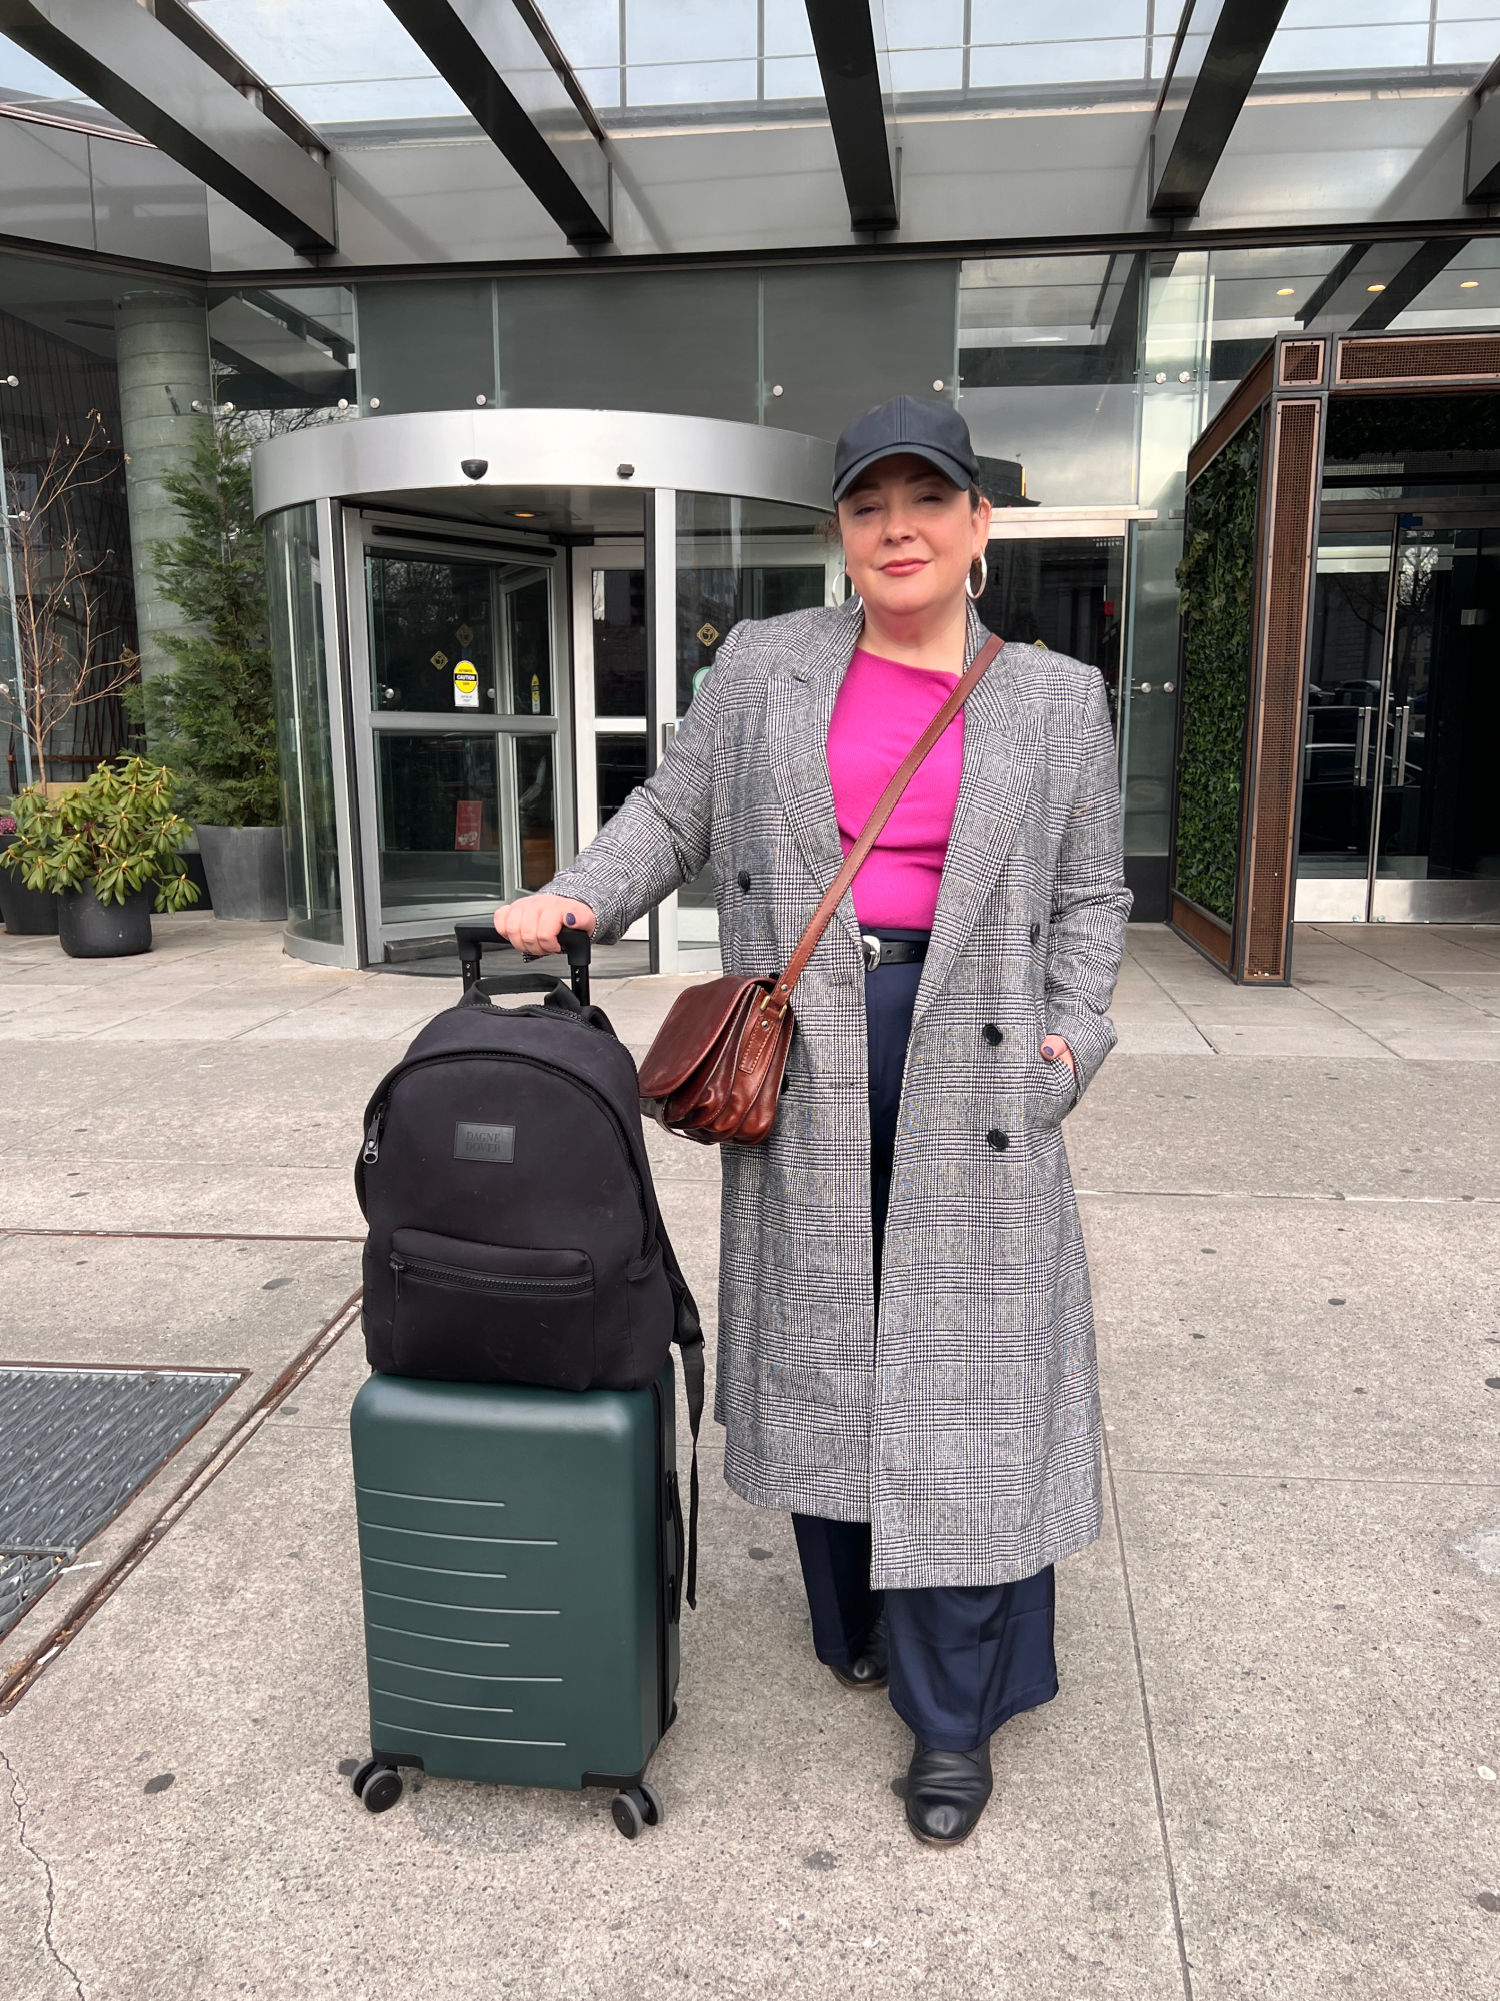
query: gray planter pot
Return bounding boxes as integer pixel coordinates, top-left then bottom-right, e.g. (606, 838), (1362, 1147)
(0, 837), (60, 935)
(58, 883), (153, 958)
(196, 824), (287, 922)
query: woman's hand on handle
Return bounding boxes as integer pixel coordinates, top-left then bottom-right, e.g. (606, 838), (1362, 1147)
(493, 896), (597, 959)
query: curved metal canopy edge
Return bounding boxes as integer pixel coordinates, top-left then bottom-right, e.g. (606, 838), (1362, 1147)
(251, 407), (835, 520)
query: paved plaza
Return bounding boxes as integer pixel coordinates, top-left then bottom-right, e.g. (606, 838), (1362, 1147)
(1, 914), (1498, 2000)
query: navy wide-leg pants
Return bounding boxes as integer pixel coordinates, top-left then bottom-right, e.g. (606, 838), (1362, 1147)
(792, 935), (1059, 1753)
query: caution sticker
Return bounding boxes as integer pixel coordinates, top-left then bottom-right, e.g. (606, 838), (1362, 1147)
(453, 659), (479, 708)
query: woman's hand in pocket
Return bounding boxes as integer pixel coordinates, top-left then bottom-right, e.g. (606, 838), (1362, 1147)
(1040, 1035), (1077, 1084)
(493, 895), (597, 958)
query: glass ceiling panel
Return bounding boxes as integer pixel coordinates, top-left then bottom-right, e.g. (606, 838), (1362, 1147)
(188, 0), (469, 128)
(0, 40), (105, 119)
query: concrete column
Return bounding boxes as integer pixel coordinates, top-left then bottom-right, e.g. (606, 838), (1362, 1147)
(115, 288), (213, 682)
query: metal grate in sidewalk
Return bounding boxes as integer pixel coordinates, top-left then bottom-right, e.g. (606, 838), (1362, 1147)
(0, 1366), (241, 1637)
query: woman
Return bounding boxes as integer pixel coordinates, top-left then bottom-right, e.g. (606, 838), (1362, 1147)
(494, 395), (1130, 1846)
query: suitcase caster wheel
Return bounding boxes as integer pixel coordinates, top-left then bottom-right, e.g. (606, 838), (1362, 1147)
(610, 1790), (645, 1840)
(638, 1782), (664, 1828)
(361, 1767), (404, 1814)
(351, 1758), (381, 1799)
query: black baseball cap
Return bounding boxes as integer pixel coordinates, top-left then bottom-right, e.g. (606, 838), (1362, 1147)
(832, 394), (979, 501)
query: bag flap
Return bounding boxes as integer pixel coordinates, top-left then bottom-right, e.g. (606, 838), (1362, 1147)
(637, 975), (768, 1099)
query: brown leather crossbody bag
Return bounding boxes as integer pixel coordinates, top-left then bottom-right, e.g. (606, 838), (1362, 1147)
(637, 634), (1004, 1146)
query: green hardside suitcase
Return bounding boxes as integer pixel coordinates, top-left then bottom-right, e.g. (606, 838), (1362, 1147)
(348, 1360), (684, 1838)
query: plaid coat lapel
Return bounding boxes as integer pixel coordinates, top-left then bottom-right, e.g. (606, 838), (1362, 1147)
(766, 595), (865, 956)
(916, 615), (1042, 1022)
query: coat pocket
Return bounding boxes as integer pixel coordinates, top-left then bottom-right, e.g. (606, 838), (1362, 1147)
(388, 1227), (595, 1391)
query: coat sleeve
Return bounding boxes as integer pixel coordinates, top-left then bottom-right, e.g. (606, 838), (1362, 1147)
(1044, 675), (1133, 1098)
(536, 622), (740, 944)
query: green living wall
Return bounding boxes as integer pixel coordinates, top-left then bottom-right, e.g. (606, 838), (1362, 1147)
(1172, 416), (1262, 924)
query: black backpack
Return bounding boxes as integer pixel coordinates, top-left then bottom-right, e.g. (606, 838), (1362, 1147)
(355, 926), (704, 1595)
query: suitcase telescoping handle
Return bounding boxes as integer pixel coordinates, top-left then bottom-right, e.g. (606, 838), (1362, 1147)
(454, 921), (591, 1006)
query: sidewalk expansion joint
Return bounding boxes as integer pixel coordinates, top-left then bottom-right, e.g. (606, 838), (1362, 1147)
(0, 1289), (363, 1713)
(1, 1228), (364, 1243)
(1077, 1188), (1499, 1206)
(1103, 1428), (1195, 2001)
(0, 1741), (86, 2000)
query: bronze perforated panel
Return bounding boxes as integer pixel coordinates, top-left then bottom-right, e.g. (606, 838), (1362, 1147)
(1336, 334), (1500, 384)
(1241, 398), (1320, 982)
(1280, 339), (1324, 386)
(1170, 894), (1233, 968)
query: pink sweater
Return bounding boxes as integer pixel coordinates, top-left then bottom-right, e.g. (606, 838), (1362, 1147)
(825, 647), (964, 931)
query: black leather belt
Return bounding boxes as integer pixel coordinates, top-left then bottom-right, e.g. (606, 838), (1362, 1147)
(861, 932), (930, 970)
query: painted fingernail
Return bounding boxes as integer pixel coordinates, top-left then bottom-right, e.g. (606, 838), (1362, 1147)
(563, 911), (576, 926)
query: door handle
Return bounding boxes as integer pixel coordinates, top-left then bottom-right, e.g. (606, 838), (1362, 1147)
(1393, 703), (1413, 786)
(1355, 704), (1374, 787)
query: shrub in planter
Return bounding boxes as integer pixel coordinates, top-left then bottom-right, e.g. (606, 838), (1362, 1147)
(1, 759), (200, 958)
(0, 811), (59, 935)
(138, 422), (287, 922)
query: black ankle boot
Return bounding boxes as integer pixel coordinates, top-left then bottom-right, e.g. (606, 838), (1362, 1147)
(828, 1611), (889, 1690)
(904, 1737), (993, 1846)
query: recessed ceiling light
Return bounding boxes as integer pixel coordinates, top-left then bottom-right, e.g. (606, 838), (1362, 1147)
(1276, 287), (1294, 296)
(1367, 283), (1385, 293)
(1461, 280), (1479, 289)
(513, 511), (535, 518)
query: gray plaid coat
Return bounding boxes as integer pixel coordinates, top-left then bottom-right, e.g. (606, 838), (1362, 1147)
(543, 599), (1130, 1590)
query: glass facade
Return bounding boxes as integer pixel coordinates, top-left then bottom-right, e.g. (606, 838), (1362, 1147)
(264, 503), (342, 947)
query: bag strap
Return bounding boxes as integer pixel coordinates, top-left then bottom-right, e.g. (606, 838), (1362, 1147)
(768, 633), (1005, 1009)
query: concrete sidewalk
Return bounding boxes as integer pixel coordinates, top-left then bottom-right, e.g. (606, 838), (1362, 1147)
(1, 916), (1497, 1999)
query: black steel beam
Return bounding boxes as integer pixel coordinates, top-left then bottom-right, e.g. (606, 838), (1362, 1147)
(382, 0), (610, 247)
(0, 0), (336, 254)
(1465, 83), (1500, 202)
(1348, 239), (1467, 330)
(1150, 0), (1291, 219)
(804, 0), (899, 231)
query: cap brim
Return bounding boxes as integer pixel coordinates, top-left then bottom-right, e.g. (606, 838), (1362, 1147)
(833, 443), (974, 501)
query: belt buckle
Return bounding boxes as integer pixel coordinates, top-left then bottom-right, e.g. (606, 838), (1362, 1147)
(861, 932), (882, 971)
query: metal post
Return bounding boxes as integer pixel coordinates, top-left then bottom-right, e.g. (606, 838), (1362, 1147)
(646, 484), (678, 975)
(0, 397), (33, 789)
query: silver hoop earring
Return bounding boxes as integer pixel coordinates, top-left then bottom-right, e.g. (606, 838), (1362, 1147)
(966, 551), (988, 600)
(841, 571), (862, 612)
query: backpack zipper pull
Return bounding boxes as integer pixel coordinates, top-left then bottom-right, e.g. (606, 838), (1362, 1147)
(362, 1106), (385, 1165)
(389, 1253), (405, 1298)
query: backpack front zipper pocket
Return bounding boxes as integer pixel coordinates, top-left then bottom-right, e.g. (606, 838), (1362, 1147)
(383, 1228), (597, 1392)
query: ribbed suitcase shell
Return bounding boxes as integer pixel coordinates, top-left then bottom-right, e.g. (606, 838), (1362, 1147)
(350, 1362), (680, 1791)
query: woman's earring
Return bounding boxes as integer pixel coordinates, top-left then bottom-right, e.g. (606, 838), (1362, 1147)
(966, 551), (989, 601)
(841, 571), (862, 612)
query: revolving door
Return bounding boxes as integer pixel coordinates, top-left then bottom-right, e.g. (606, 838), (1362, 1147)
(254, 409), (834, 970)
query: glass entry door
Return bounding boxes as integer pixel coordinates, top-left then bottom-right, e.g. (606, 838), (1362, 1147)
(1299, 519), (1500, 922)
(349, 526), (569, 950)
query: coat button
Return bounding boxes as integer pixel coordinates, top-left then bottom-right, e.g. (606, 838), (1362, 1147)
(736, 869), (751, 892)
(986, 1129), (1009, 1152)
(1030, 921), (1041, 944)
(982, 1023), (1003, 1046)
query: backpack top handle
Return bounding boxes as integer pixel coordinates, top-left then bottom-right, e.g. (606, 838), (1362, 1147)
(455, 921), (591, 1006)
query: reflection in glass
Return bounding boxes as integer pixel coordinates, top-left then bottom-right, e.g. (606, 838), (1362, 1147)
(676, 492), (830, 716)
(377, 734), (501, 918)
(1379, 529), (1500, 890)
(1301, 534), (1391, 883)
(592, 568), (648, 715)
(597, 735), (649, 824)
(368, 554), (495, 714)
(505, 575), (552, 716)
(265, 504), (341, 945)
(515, 735), (558, 889)
(977, 539), (1124, 727)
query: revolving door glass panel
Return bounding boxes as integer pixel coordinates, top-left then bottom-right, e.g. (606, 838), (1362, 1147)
(364, 543), (561, 931)
(676, 494), (833, 946)
(976, 536), (1126, 731)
